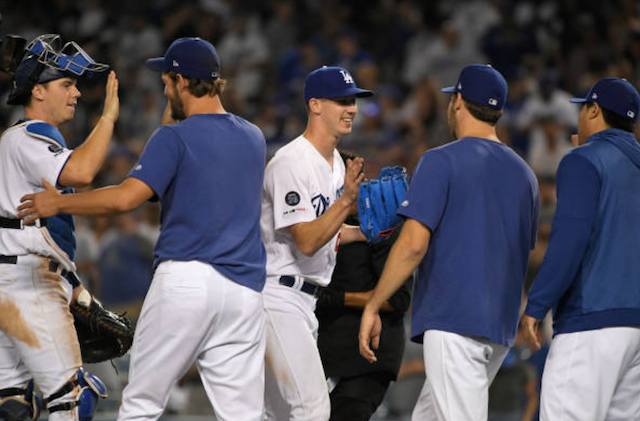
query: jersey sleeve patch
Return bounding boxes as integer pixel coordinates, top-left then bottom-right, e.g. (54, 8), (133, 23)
(285, 191), (300, 206)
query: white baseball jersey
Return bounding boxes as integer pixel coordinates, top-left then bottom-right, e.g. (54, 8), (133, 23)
(0, 121), (76, 271)
(0, 120), (81, 421)
(261, 135), (345, 287)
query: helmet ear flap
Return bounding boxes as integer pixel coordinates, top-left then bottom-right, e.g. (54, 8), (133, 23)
(7, 56), (46, 106)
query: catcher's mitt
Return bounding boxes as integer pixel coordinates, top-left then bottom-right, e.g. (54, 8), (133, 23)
(358, 166), (409, 243)
(71, 291), (134, 364)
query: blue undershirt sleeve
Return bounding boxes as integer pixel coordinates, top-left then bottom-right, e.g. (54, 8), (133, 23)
(525, 153), (601, 319)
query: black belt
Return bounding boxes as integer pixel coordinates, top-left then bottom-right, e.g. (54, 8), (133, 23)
(0, 255), (69, 278)
(279, 275), (320, 297)
(0, 217), (47, 229)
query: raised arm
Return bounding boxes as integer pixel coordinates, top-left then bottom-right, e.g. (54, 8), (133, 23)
(58, 71), (119, 188)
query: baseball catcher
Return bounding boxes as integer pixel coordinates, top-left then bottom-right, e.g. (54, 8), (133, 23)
(358, 166), (409, 243)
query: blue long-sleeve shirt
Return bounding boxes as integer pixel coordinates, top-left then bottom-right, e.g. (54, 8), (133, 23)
(525, 129), (640, 335)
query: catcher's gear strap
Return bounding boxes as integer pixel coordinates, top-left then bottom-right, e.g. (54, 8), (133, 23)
(44, 377), (79, 405)
(47, 401), (78, 414)
(0, 381), (41, 421)
(0, 389), (26, 398)
(64, 271), (80, 288)
(45, 367), (108, 420)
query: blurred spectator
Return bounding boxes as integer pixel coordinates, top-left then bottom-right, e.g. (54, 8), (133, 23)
(404, 20), (484, 88)
(217, 12), (269, 107)
(526, 113), (573, 178)
(98, 212), (154, 321)
(482, 2), (539, 76)
(501, 67), (534, 155)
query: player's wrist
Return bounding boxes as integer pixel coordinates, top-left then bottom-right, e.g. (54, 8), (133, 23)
(99, 114), (117, 125)
(364, 299), (381, 314)
(337, 193), (357, 209)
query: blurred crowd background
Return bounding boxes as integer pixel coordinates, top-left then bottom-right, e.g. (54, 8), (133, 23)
(2, 0), (640, 420)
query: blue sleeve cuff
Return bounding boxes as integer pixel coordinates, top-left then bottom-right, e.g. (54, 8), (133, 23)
(524, 300), (550, 320)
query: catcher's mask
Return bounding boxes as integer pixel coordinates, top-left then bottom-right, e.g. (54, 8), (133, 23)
(7, 34), (109, 106)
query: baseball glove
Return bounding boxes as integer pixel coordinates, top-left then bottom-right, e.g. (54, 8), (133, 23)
(71, 291), (134, 364)
(358, 166), (409, 243)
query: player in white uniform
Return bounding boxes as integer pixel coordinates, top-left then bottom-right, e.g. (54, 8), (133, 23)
(261, 66), (372, 421)
(0, 34), (118, 421)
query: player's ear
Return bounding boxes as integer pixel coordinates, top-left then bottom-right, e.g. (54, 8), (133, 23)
(587, 102), (601, 121)
(175, 74), (187, 91)
(308, 98), (321, 114)
(31, 84), (45, 101)
(454, 92), (463, 110)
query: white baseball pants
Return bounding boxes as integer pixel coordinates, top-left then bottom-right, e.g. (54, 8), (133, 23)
(117, 260), (265, 421)
(0, 255), (81, 421)
(262, 278), (330, 421)
(412, 330), (509, 421)
(540, 327), (640, 421)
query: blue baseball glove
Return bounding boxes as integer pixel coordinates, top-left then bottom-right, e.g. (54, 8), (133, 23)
(358, 166), (409, 243)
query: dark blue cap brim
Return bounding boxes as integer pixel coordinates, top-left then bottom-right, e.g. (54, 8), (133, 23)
(569, 98), (589, 103)
(353, 88), (374, 98)
(317, 87), (374, 99)
(146, 57), (166, 72)
(441, 86), (458, 93)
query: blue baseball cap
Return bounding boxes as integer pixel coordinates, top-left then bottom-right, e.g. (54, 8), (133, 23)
(569, 77), (640, 122)
(441, 64), (507, 110)
(146, 37), (220, 80)
(303, 66), (373, 103)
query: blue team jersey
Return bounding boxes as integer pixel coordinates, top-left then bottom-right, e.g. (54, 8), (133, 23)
(128, 113), (267, 292)
(400, 137), (539, 347)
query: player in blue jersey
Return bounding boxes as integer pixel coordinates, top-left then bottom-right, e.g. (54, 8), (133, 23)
(18, 37), (267, 421)
(359, 64), (539, 421)
(0, 34), (117, 421)
(521, 78), (640, 421)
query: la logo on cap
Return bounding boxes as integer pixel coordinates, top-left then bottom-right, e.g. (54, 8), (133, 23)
(628, 110), (635, 118)
(173, 60), (179, 67)
(489, 98), (498, 106)
(339, 70), (354, 84)
(591, 93), (598, 99)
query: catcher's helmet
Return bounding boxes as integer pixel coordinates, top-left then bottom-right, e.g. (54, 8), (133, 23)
(8, 34), (108, 105)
